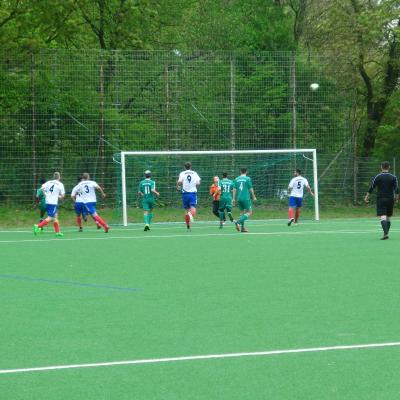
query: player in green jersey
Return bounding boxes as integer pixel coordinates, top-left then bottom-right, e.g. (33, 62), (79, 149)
(232, 167), (257, 233)
(35, 178), (47, 229)
(218, 172), (234, 229)
(138, 170), (160, 231)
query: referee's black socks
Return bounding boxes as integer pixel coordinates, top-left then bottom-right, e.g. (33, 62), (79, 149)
(388, 220), (391, 232)
(381, 220), (389, 235)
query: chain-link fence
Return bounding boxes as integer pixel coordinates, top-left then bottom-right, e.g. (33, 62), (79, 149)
(0, 49), (387, 210)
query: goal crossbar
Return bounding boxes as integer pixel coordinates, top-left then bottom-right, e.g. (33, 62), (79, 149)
(120, 149), (319, 226)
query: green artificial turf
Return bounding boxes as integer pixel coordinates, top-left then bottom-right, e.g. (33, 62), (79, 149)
(0, 218), (399, 399)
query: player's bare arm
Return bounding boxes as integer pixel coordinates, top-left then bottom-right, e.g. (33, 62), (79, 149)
(176, 179), (182, 191)
(250, 188), (257, 201)
(232, 188), (236, 206)
(364, 192), (370, 203)
(307, 186), (314, 197)
(96, 185), (106, 199)
(151, 189), (160, 197)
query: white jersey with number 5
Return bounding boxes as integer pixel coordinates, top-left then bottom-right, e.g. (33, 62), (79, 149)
(178, 170), (201, 193)
(75, 180), (100, 203)
(42, 180), (65, 205)
(288, 177), (309, 198)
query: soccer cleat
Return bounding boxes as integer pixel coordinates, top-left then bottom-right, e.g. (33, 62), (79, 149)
(78, 227), (83, 232)
(234, 221), (241, 232)
(97, 224), (101, 230)
(33, 224), (39, 236)
(144, 224), (150, 231)
(40, 227), (44, 232)
(55, 232), (64, 237)
(219, 222), (223, 229)
(104, 226), (109, 233)
(381, 235), (389, 240)
(186, 224), (191, 231)
(241, 228), (249, 233)
(288, 218), (295, 226)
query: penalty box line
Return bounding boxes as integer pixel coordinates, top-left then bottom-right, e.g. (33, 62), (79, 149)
(1, 341), (400, 375)
(0, 229), (399, 244)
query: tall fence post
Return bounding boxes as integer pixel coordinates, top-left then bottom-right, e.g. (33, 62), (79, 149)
(31, 53), (37, 199)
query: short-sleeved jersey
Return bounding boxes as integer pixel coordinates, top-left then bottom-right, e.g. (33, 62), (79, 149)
(178, 170), (201, 193)
(138, 179), (156, 200)
(74, 180), (99, 203)
(368, 172), (399, 199)
(288, 176), (309, 198)
(219, 178), (234, 199)
(36, 187), (46, 207)
(42, 180), (65, 205)
(71, 183), (85, 203)
(235, 175), (253, 201)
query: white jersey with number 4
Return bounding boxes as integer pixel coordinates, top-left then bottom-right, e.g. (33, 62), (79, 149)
(178, 170), (201, 193)
(42, 180), (65, 205)
(75, 180), (100, 203)
(288, 177), (309, 198)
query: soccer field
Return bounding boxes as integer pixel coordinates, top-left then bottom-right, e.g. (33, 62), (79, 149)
(1, 219), (400, 399)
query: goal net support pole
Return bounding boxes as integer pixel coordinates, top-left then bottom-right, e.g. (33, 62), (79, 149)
(120, 149), (319, 226)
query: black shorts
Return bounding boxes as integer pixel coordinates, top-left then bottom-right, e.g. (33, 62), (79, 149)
(376, 198), (394, 217)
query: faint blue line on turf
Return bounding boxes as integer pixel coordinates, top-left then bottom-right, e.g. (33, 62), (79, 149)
(0, 274), (141, 293)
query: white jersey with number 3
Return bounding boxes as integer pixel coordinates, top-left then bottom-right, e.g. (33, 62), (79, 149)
(42, 180), (65, 205)
(288, 177), (309, 198)
(75, 180), (100, 203)
(178, 170), (201, 193)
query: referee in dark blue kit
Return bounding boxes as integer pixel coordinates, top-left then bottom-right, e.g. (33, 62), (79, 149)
(365, 161), (399, 240)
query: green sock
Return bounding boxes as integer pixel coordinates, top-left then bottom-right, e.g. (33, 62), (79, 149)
(219, 211), (224, 222)
(148, 213), (153, 224)
(239, 214), (249, 226)
(144, 214), (148, 224)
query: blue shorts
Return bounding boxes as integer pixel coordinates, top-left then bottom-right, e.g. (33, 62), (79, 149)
(289, 196), (303, 208)
(84, 202), (97, 215)
(182, 193), (197, 209)
(46, 204), (58, 218)
(74, 202), (88, 217)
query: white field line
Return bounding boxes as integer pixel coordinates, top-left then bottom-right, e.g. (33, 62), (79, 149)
(0, 217), (391, 234)
(0, 229), (399, 244)
(1, 341), (400, 375)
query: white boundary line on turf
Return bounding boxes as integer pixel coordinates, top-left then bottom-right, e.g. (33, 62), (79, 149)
(0, 229), (399, 244)
(1, 341), (400, 375)
(0, 217), (392, 234)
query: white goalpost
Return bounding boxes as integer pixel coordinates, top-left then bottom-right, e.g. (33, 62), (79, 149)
(120, 149), (319, 226)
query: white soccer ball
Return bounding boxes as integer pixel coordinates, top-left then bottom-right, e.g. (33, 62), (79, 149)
(310, 83), (319, 91)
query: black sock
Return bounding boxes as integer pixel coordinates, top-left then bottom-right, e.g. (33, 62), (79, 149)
(381, 220), (388, 235)
(387, 220), (391, 232)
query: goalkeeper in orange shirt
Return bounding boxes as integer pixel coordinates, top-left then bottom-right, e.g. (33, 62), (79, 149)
(210, 176), (225, 222)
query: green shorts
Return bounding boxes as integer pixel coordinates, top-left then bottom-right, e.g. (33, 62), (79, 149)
(219, 198), (232, 212)
(142, 199), (155, 211)
(237, 199), (252, 211)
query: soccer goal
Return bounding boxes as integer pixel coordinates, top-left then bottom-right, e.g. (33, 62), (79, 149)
(116, 149), (319, 226)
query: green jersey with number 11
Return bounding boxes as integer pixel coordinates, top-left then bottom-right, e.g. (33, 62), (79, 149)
(235, 175), (253, 201)
(138, 179), (156, 200)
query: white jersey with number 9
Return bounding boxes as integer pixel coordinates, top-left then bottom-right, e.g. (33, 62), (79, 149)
(178, 170), (201, 193)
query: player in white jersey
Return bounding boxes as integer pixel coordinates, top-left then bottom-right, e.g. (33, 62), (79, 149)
(71, 176), (101, 232)
(287, 169), (314, 226)
(74, 172), (109, 233)
(176, 162), (201, 230)
(34, 172), (65, 237)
